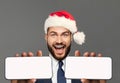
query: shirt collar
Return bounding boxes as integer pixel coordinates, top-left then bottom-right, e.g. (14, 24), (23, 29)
(49, 53), (66, 67)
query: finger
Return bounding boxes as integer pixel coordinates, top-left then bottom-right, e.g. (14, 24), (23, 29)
(90, 52), (96, 57)
(36, 50), (42, 56)
(21, 52), (27, 57)
(100, 80), (106, 83)
(28, 79), (36, 83)
(28, 52), (34, 57)
(81, 79), (90, 83)
(83, 52), (90, 57)
(75, 50), (81, 56)
(98, 53), (102, 57)
(91, 80), (99, 83)
(15, 53), (19, 57)
(19, 80), (27, 83)
(31, 79), (36, 83)
(11, 80), (17, 83)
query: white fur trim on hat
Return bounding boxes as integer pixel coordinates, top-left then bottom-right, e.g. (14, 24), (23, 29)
(44, 15), (77, 34)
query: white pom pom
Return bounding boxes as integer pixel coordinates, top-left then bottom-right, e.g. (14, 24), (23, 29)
(73, 31), (86, 45)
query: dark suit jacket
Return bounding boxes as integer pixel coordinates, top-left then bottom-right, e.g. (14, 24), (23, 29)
(35, 79), (82, 83)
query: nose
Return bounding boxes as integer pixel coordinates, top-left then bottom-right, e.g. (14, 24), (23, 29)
(56, 36), (63, 43)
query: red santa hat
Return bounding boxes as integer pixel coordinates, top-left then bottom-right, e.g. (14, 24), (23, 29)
(44, 10), (85, 45)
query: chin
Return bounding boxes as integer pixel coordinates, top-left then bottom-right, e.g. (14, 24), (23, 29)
(54, 53), (67, 61)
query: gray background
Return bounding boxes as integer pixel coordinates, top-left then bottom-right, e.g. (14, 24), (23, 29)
(0, 0), (119, 83)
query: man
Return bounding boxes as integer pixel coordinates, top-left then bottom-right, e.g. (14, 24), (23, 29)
(11, 10), (106, 83)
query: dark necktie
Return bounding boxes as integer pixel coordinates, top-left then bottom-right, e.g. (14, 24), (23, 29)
(57, 61), (66, 83)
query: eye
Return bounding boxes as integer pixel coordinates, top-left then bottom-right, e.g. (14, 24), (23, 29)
(50, 33), (57, 37)
(62, 33), (70, 37)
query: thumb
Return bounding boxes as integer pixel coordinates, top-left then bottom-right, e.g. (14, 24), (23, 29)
(75, 50), (81, 56)
(36, 50), (42, 57)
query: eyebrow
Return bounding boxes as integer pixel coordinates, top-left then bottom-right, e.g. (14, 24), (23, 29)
(64, 31), (70, 33)
(49, 31), (71, 34)
(49, 31), (57, 34)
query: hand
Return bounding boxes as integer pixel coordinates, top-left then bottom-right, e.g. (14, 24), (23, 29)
(11, 50), (42, 83)
(74, 50), (106, 83)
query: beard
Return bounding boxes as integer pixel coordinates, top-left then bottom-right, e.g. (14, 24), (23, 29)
(47, 42), (71, 61)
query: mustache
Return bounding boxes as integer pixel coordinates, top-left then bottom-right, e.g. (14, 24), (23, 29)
(54, 43), (64, 45)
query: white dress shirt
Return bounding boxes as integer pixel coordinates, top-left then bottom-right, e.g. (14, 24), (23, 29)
(49, 54), (71, 83)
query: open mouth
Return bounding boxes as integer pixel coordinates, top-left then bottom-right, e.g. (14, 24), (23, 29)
(53, 44), (66, 55)
(54, 44), (65, 49)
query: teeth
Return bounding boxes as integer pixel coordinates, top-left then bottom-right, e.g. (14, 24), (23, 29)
(54, 45), (64, 49)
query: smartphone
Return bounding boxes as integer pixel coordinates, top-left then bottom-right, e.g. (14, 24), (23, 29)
(5, 57), (52, 79)
(65, 57), (112, 79)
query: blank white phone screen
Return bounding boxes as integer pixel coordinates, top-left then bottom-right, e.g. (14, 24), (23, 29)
(65, 57), (112, 79)
(5, 57), (52, 79)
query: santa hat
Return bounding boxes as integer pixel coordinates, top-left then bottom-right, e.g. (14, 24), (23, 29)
(44, 10), (85, 45)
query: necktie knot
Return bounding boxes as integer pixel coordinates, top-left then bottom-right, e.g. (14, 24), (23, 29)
(59, 61), (63, 68)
